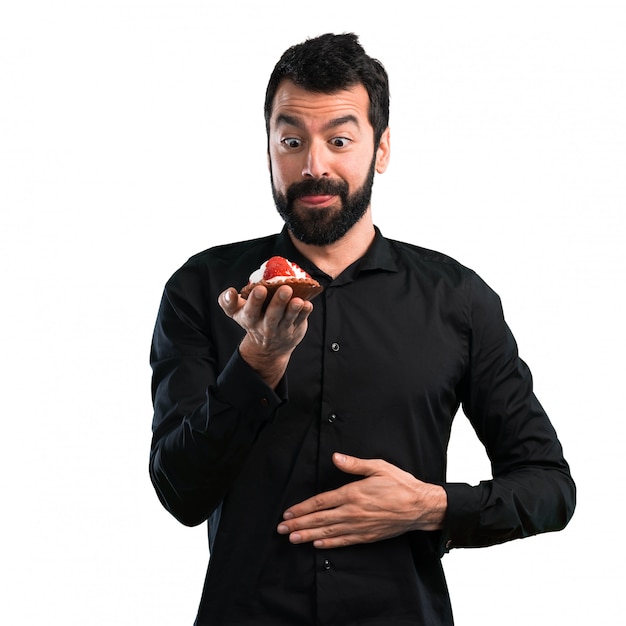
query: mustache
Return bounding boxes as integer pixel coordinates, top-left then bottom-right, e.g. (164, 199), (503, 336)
(286, 178), (348, 203)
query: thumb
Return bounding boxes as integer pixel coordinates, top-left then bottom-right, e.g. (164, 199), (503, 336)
(332, 452), (377, 477)
(218, 288), (239, 315)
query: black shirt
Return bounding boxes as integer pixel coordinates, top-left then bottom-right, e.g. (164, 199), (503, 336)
(150, 227), (575, 625)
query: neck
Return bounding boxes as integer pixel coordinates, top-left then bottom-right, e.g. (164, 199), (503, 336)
(288, 210), (375, 279)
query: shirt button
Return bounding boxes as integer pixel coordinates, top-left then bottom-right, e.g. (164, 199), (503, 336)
(331, 342), (340, 352)
(259, 397), (269, 407)
(328, 413), (337, 423)
(323, 559), (332, 570)
(445, 540), (453, 549)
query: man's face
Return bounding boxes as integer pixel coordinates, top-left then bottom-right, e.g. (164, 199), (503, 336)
(268, 81), (390, 246)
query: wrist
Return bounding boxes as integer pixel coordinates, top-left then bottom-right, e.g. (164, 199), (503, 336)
(239, 337), (290, 389)
(413, 483), (448, 531)
(427, 485), (448, 530)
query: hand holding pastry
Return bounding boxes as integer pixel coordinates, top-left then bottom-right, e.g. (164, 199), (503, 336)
(219, 257), (320, 388)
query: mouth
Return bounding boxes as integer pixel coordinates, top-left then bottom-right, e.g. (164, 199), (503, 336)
(296, 194), (337, 208)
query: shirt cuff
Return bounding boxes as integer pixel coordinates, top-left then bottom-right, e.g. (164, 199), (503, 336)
(440, 482), (483, 552)
(215, 349), (287, 419)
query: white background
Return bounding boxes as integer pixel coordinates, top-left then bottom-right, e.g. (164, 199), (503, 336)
(1, 1), (624, 624)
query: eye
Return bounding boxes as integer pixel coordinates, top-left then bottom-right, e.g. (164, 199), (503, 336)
(330, 137), (351, 148)
(281, 137), (302, 149)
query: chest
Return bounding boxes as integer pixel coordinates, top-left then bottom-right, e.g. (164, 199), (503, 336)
(291, 272), (468, 408)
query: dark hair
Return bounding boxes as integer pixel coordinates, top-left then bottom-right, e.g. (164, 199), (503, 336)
(264, 33), (390, 146)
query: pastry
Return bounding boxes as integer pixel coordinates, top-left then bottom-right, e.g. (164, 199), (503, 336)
(240, 256), (323, 303)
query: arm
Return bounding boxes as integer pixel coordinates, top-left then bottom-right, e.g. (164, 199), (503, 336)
(276, 453), (447, 548)
(276, 273), (575, 550)
(442, 272), (576, 549)
(149, 268), (312, 527)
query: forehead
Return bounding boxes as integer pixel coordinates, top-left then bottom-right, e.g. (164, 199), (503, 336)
(270, 81), (371, 129)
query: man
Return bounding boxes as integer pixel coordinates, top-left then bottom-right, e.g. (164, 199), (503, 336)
(150, 33), (575, 625)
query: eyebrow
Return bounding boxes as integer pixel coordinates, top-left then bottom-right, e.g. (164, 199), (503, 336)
(275, 113), (360, 132)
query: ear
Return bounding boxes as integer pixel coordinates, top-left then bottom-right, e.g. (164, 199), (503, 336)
(375, 127), (391, 174)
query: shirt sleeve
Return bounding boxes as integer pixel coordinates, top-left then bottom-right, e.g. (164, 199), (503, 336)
(441, 272), (576, 551)
(149, 264), (286, 527)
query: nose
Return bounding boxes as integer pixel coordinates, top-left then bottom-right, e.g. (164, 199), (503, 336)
(302, 142), (330, 178)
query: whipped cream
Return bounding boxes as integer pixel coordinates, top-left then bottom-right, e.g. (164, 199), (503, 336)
(248, 259), (309, 283)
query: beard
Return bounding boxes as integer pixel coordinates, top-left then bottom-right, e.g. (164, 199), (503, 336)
(271, 155), (376, 246)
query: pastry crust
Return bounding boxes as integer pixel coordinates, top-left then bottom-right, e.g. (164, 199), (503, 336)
(240, 277), (323, 302)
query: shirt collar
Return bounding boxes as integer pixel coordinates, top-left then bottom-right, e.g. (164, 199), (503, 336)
(273, 226), (398, 287)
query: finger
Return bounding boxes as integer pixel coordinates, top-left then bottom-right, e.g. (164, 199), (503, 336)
(279, 518), (372, 548)
(280, 297), (309, 328)
(218, 288), (241, 316)
(262, 286), (294, 324)
(282, 522), (346, 546)
(313, 535), (359, 549)
(282, 488), (345, 521)
(332, 452), (381, 477)
(277, 510), (343, 539)
(312, 527), (388, 548)
(242, 285), (269, 321)
(289, 299), (313, 327)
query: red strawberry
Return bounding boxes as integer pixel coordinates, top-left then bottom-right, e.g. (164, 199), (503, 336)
(263, 256), (296, 280)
